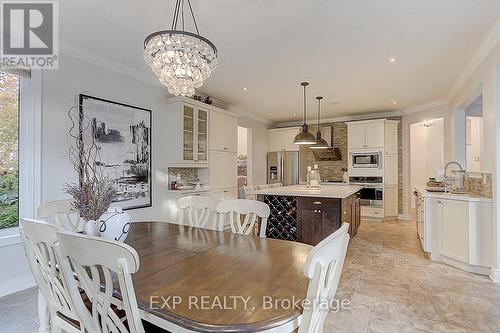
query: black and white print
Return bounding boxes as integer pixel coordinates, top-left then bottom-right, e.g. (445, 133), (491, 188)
(79, 94), (152, 210)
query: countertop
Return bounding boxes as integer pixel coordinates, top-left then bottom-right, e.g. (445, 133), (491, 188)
(414, 186), (491, 203)
(255, 184), (363, 198)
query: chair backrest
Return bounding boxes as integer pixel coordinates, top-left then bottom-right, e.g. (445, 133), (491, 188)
(19, 218), (79, 322)
(298, 223), (350, 333)
(216, 199), (270, 237)
(240, 185), (260, 200)
(269, 182), (283, 188)
(55, 231), (144, 333)
(37, 199), (84, 232)
(258, 184), (272, 190)
(176, 195), (219, 229)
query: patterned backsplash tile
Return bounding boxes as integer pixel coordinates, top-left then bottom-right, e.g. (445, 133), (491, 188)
(466, 172), (492, 198)
(168, 167), (199, 182)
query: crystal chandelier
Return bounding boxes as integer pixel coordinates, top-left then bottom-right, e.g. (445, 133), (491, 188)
(143, 0), (218, 97)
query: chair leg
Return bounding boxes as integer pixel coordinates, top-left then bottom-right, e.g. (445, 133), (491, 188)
(38, 290), (51, 333)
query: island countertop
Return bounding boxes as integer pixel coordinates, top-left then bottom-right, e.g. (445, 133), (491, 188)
(255, 184), (363, 198)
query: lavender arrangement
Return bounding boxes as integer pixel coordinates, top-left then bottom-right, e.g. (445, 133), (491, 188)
(64, 104), (117, 221)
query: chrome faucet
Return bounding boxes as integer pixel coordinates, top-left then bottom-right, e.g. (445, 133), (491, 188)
(443, 161), (464, 193)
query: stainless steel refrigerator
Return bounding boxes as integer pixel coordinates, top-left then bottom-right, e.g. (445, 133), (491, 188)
(267, 151), (299, 185)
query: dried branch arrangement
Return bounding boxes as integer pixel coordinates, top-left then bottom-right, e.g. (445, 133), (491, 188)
(64, 104), (117, 221)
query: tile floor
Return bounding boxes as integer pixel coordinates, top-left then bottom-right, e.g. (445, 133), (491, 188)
(325, 220), (500, 333)
(1, 220), (499, 333)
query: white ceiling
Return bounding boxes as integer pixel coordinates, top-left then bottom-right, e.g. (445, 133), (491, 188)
(59, 0), (500, 123)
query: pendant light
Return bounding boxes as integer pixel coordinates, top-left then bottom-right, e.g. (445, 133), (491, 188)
(294, 82), (317, 145)
(310, 96), (329, 149)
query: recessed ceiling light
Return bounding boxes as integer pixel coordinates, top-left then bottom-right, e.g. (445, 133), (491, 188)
(392, 101), (398, 105)
(293, 112), (298, 117)
(241, 86), (248, 91)
(389, 57), (398, 63)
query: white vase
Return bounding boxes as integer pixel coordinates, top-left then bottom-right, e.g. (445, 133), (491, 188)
(98, 207), (131, 242)
(84, 220), (100, 236)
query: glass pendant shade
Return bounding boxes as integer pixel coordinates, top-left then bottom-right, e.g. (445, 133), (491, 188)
(310, 96), (329, 149)
(294, 82), (316, 145)
(144, 0), (217, 97)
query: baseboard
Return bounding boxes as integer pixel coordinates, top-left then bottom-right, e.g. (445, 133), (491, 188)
(397, 214), (413, 221)
(490, 268), (500, 283)
(0, 273), (36, 298)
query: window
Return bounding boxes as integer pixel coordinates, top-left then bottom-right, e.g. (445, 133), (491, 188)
(0, 72), (19, 229)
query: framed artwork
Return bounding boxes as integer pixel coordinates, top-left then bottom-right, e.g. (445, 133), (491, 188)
(79, 94), (152, 210)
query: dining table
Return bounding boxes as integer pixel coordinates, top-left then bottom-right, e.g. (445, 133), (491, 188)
(37, 221), (313, 333)
(127, 221), (312, 332)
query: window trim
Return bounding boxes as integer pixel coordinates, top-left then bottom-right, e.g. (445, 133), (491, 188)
(0, 69), (41, 245)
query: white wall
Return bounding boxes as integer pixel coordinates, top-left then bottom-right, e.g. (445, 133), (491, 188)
(237, 126), (248, 156)
(1, 50), (270, 296)
(447, 34), (500, 281)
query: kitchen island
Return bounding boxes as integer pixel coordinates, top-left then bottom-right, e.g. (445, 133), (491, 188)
(256, 185), (362, 245)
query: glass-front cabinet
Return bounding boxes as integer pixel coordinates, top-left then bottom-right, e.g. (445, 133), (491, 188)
(182, 104), (209, 163)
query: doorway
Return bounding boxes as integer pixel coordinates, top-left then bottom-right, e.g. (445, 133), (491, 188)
(237, 126), (252, 197)
(409, 118), (444, 211)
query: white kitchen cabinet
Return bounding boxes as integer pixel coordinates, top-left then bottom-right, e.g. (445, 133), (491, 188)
(384, 123), (398, 155)
(268, 127), (300, 152)
(209, 189), (238, 201)
(269, 129), (285, 152)
(210, 151), (237, 189)
(347, 124), (366, 149)
(181, 105), (209, 163)
(384, 155), (398, 185)
(416, 187), (492, 275)
(210, 111), (237, 153)
(384, 185), (398, 218)
(365, 123), (385, 148)
(441, 200), (469, 262)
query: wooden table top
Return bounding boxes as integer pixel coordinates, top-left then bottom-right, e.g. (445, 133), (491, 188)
(125, 222), (312, 332)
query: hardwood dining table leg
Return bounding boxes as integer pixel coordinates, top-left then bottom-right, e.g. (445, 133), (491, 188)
(38, 289), (50, 333)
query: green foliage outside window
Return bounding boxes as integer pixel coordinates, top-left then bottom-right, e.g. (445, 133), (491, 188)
(0, 72), (19, 229)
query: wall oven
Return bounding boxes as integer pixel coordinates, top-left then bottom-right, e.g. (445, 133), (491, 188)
(351, 151), (382, 169)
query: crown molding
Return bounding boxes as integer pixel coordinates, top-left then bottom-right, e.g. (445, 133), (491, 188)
(273, 110), (402, 127)
(400, 99), (449, 115)
(447, 19), (500, 102)
(59, 40), (270, 125)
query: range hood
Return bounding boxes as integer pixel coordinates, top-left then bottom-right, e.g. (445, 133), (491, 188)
(310, 126), (342, 161)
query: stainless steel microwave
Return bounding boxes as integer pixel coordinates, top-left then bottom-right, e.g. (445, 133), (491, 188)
(351, 151), (382, 168)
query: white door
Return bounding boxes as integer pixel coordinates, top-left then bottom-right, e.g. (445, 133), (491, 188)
(365, 123), (385, 148)
(440, 200), (469, 262)
(269, 130), (284, 152)
(210, 111), (227, 151)
(283, 127), (300, 151)
(224, 115), (238, 153)
(209, 150), (226, 188)
(347, 124), (366, 149)
(384, 123), (398, 155)
(384, 185), (398, 217)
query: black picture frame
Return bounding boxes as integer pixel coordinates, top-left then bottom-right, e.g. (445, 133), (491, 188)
(79, 94), (152, 210)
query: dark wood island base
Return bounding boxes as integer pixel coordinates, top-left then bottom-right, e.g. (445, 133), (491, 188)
(257, 192), (361, 246)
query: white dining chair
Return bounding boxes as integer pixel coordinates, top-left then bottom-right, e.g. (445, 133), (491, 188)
(37, 199), (84, 232)
(176, 195), (219, 229)
(240, 185), (260, 200)
(55, 231), (146, 333)
(298, 223), (350, 333)
(19, 218), (83, 333)
(216, 199), (270, 237)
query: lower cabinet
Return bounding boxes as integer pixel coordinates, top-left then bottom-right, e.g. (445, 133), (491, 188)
(440, 199), (469, 262)
(297, 193), (360, 246)
(209, 189), (238, 201)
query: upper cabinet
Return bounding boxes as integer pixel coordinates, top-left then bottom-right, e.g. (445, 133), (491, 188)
(347, 120), (399, 151)
(268, 127), (300, 152)
(347, 122), (384, 149)
(182, 104), (208, 163)
(384, 122), (398, 155)
(210, 111), (237, 153)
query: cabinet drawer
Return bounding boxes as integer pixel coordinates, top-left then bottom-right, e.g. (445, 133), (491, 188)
(298, 197), (341, 210)
(361, 206), (383, 218)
